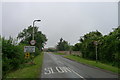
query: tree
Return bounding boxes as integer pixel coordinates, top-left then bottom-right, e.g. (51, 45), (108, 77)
(72, 43), (81, 51)
(78, 30), (102, 59)
(56, 38), (70, 51)
(72, 27), (120, 67)
(99, 26), (120, 66)
(17, 26), (47, 51)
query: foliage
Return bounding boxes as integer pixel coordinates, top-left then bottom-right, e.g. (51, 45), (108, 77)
(56, 38), (70, 51)
(72, 43), (81, 51)
(2, 37), (43, 78)
(6, 53), (44, 78)
(99, 26), (120, 67)
(46, 48), (57, 52)
(2, 37), (25, 78)
(2, 25), (47, 78)
(72, 26), (120, 67)
(17, 26), (47, 51)
(76, 30), (102, 59)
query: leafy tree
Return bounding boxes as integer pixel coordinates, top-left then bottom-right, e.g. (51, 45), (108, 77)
(99, 26), (120, 66)
(79, 30), (102, 59)
(72, 43), (81, 51)
(56, 38), (70, 51)
(17, 26), (47, 51)
(46, 48), (57, 52)
(73, 26), (120, 67)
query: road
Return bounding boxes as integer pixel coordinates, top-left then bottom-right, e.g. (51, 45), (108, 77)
(41, 52), (118, 79)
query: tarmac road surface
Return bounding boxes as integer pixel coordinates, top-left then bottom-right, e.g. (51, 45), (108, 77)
(41, 52), (118, 80)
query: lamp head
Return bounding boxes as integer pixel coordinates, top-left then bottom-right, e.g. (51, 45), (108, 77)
(37, 20), (41, 22)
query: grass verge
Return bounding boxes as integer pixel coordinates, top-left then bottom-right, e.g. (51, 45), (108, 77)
(53, 53), (65, 55)
(6, 52), (44, 78)
(64, 55), (119, 74)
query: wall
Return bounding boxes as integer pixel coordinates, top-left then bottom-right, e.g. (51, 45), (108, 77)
(57, 51), (82, 56)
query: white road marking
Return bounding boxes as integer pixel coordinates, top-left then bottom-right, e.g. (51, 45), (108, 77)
(44, 66), (85, 80)
(56, 67), (64, 73)
(49, 67), (54, 74)
(68, 67), (86, 80)
(44, 68), (51, 74)
(62, 67), (72, 72)
(55, 67), (61, 73)
(44, 66), (72, 74)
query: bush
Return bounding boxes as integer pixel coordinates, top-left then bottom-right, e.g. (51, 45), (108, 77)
(73, 26), (120, 67)
(2, 38), (25, 78)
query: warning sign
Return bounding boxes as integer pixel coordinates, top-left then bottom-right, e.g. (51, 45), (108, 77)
(24, 46), (35, 52)
(25, 53), (30, 59)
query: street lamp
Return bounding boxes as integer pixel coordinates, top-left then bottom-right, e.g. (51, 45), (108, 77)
(31, 20), (41, 64)
(32, 20), (41, 40)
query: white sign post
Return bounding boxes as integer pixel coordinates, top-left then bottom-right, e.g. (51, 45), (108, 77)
(24, 46), (35, 52)
(94, 41), (98, 63)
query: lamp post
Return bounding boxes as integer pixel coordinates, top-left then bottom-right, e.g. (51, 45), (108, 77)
(31, 20), (41, 64)
(32, 20), (41, 40)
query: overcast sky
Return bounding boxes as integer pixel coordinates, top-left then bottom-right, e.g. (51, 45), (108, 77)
(2, 2), (118, 48)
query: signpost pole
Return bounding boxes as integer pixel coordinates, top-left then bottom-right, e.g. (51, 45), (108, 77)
(96, 45), (98, 63)
(94, 41), (98, 63)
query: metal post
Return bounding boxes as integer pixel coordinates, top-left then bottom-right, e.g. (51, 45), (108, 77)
(32, 21), (35, 40)
(31, 20), (41, 64)
(96, 45), (98, 63)
(32, 20), (41, 40)
(94, 41), (98, 63)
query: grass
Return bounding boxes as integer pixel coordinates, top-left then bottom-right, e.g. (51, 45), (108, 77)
(6, 52), (44, 78)
(53, 53), (65, 55)
(64, 55), (119, 74)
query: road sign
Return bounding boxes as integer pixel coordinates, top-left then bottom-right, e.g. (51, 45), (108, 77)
(30, 40), (36, 45)
(24, 46), (35, 52)
(25, 53), (30, 59)
(94, 41), (98, 45)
